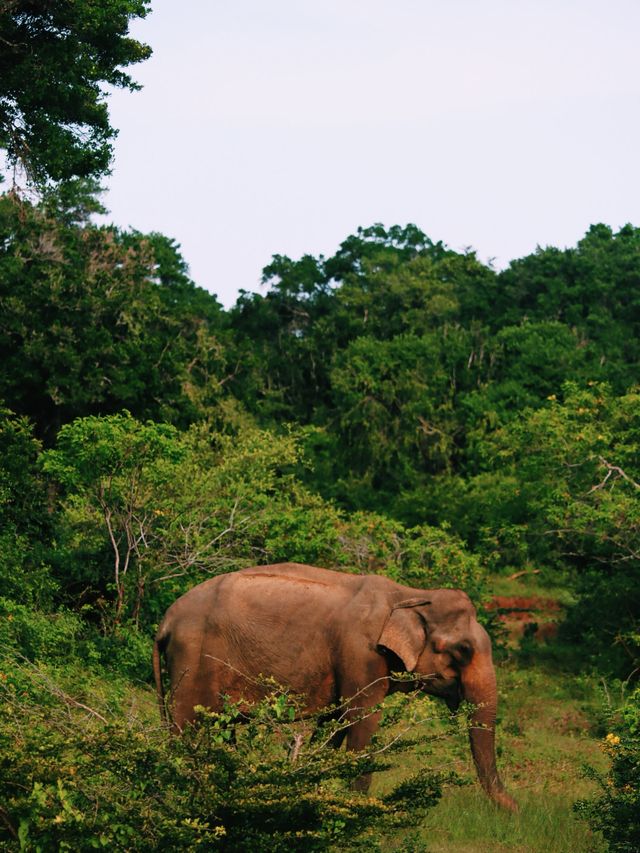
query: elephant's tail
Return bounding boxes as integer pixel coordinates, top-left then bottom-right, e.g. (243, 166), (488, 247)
(153, 628), (169, 727)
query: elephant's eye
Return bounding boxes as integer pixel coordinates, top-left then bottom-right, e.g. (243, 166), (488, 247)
(451, 641), (473, 665)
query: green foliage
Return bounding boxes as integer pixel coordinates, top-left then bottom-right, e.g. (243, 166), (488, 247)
(41, 412), (488, 635)
(334, 512), (485, 598)
(330, 333), (456, 499)
(42, 413), (185, 623)
(0, 598), (81, 663)
(40, 414), (328, 627)
(0, 670), (449, 852)
(0, 407), (55, 605)
(575, 686), (640, 852)
(458, 321), (600, 460)
(0, 0), (151, 183)
(85, 623), (152, 682)
(500, 384), (640, 673)
(43, 412), (184, 491)
(495, 224), (640, 391)
(0, 193), (227, 439)
(230, 224), (495, 429)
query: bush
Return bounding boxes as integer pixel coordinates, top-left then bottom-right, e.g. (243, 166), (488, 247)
(334, 511), (486, 599)
(85, 624), (153, 683)
(574, 686), (640, 852)
(0, 666), (454, 852)
(0, 408), (56, 606)
(0, 598), (81, 663)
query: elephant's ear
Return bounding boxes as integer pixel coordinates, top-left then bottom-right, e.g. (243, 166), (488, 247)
(376, 599), (429, 672)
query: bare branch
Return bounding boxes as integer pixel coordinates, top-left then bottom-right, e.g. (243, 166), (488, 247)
(288, 733), (304, 764)
(54, 691), (109, 724)
(588, 457), (640, 494)
(508, 569), (541, 581)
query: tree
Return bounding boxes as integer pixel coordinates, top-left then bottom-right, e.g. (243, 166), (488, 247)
(328, 334), (457, 508)
(0, 193), (228, 439)
(229, 225), (497, 427)
(495, 224), (640, 391)
(229, 252), (337, 422)
(0, 406), (54, 604)
(485, 383), (640, 673)
(0, 0), (151, 184)
(42, 413), (185, 623)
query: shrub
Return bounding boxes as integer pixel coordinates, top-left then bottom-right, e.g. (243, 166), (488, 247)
(574, 686), (640, 852)
(0, 407), (56, 606)
(0, 665), (455, 852)
(0, 598), (81, 663)
(334, 511), (486, 599)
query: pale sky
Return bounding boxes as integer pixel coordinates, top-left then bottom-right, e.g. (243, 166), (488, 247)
(103, 0), (640, 307)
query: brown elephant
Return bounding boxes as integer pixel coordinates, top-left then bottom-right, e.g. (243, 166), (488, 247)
(153, 562), (516, 811)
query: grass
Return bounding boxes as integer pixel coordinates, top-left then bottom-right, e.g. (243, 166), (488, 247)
(369, 573), (609, 852)
(372, 662), (607, 852)
(488, 570), (578, 606)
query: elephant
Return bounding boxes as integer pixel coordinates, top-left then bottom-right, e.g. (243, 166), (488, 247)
(153, 562), (516, 811)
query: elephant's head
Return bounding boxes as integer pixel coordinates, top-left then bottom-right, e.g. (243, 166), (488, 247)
(377, 589), (517, 811)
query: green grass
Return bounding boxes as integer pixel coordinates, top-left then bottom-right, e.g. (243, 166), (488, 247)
(408, 791), (600, 853)
(372, 636), (608, 851)
(488, 571), (578, 606)
(330, 566), (612, 850)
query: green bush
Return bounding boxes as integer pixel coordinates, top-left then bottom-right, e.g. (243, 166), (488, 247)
(334, 511), (486, 599)
(0, 598), (81, 663)
(0, 407), (56, 606)
(85, 624), (153, 683)
(574, 686), (640, 852)
(0, 667), (453, 852)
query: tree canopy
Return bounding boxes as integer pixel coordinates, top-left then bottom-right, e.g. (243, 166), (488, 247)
(0, 0), (151, 184)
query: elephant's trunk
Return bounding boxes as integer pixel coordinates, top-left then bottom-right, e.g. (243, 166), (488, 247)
(461, 627), (517, 812)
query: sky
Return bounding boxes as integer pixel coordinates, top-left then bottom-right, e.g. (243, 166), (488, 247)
(103, 0), (640, 308)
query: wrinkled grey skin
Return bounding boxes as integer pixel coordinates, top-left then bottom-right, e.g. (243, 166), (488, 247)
(154, 563), (516, 810)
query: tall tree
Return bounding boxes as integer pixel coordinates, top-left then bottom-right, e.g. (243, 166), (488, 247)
(0, 193), (228, 439)
(0, 0), (151, 184)
(495, 224), (640, 390)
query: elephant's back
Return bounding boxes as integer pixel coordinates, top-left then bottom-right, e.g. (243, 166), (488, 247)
(157, 563), (362, 637)
(238, 562), (362, 588)
(224, 564), (359, 623)
(160, 564), (364, 704)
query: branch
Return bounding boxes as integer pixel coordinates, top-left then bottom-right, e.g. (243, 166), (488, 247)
(588, 457), (640, 494)
(508, 569), (541, 581)
(99, 495), (121, 594)
(288, 733), (304, 763)
(55, 691), (108, 724)
(11, 658), (109, 724)
(0, 806), (17, 841)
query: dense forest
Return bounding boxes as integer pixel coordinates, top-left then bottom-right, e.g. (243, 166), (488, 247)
(1, 2), (638, 850)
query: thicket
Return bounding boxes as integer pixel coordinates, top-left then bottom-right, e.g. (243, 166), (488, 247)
(575, 685), (640, 852)
(1, 655), (453, 850)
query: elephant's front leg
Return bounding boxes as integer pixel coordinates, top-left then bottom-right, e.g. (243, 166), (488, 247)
(345, 706), (383, 791)
(338, 658), (390, 789)
(311, 709), (348, 749)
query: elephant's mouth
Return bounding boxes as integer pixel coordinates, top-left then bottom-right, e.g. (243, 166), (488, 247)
(444, 684), (461, 712)
(418, 673), (461, 711)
